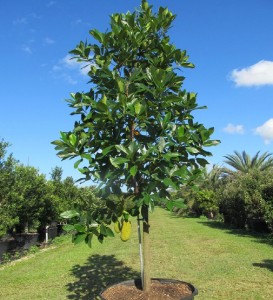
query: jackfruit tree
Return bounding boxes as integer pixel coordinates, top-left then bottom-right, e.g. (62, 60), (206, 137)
(52, 0), (219, 292)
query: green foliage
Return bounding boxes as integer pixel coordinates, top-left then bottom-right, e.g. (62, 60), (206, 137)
(28, 246), (40, 255)
(223, 150), (273, 174)
(218, 170), (273, 227)
(196, 190), (218, 216)
(52, 0), (219, 247)
(0, 138), (19, 236)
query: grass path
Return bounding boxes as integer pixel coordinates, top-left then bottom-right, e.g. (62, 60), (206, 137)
(1, 208), (273, 299)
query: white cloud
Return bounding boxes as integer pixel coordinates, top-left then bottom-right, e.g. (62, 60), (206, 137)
(229, 60), (273, 87)
(224, 123), (244, 134)
(30, 13), (42, 19)
(254, 119), (273, 144)
(22, 45), (32, 54)
(44, 37), (55, 44)
(62, 74), (77, 85)
(13, 18), (27, 25)
(47, 1), (55, 7)
(53, 65), (61, 71)
(71, 19), (91, 26)
(60, 54), (91, 76)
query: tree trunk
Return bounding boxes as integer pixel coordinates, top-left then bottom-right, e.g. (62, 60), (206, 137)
(142, 206), (151, 292)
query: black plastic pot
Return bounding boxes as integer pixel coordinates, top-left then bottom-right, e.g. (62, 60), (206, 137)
(100, 278), (198, 300)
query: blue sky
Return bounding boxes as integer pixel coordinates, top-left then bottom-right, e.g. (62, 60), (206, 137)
(1, 0), (273, 185)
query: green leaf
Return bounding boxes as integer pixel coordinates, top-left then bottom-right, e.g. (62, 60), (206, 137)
(112, 157), (130, 164)
(115, 145), (129, 155)
(144, 194), (151, 205)
(62, 225), (75, 232)
(196, 158), (209, 167)
(110, 157), (119, 168)
(166, 201), (174, 211)
(203, 140), (221, 147)
(162, 95), (182, 102)
(162, 153), (180, 161)
(74, 224), (86, 233)
(163, 112), (171, 125)
(97, 102), (108, 112)
(134, 102), (141, 114)
(60, 210), (80, 219)
(69, 134), (77, 146)
(74, 159), (82, 169)
(130, 165), (138, 176)
(81, 153), (92, 160)
(147, 181), (156, 193)
(173, 198), (187, 209)
(106, 227), (115, 237)
(100, 224), (107, 236)
(74, 233), (87, 245)
(186, 146), (199, 154)
(158, 137), (166, 153)
(163, 178), (173, 186)
(178, 126), (184, 137)
(149, 200), (154, 213)
(130, 68), (142, 81)
(102, 145), (114, 156)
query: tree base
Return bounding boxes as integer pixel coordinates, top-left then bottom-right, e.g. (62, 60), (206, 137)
(100, 278), (198, 300)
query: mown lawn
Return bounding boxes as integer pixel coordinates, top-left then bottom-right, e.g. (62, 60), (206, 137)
(1, 207), (273, 300)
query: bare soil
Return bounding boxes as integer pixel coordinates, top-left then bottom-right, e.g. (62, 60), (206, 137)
(101, 279), (193, 300)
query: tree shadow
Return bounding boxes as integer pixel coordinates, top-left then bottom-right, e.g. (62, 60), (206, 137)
(253, 260), (273, 272)
(66, 254), (140, 300)
(197, 220), (273, 246)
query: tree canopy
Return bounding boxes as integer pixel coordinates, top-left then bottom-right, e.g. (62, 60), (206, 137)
(223, 150), (273, 174)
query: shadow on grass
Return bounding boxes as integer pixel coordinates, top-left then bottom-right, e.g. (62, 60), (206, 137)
(253, 260), (273, 272)
(197, 220), (273, 246)
(164, 207), (273, 247)
(66, 254), (139, 300)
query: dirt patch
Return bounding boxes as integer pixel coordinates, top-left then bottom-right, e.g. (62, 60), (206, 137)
(101, 279), (193, 300)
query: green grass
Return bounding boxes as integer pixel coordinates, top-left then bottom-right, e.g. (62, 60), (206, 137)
(1, 207), (273, 299)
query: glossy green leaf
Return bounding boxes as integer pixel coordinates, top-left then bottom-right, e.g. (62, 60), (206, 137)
(62, 224), (75, 232)
(186, 147), (199, 154)
(163, 178), (173, 186)
(203, 140), (221, 147)
(74, 233), (87, 245)
(74, 224), (86, 233)
(158, 137), (166, 153)
(178, 126), (184, 137)
(106, 227), (115, 237)
(115, 145), (129, 155)
(100, 224), (107, 236)
(166, 201), (174, 211)
(69, 134), (77, 146)
(102, 145), (114, 156)
(97, 102), (108, 112)
(130, 165), (138, 176)
(74, 159), (82, 169)
(60, 210), (80, 219)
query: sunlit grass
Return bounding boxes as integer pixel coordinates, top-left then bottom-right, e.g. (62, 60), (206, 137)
(1, 207), (273, 299)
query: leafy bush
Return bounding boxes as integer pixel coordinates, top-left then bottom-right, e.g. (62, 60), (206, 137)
(195, 190), (218, 218)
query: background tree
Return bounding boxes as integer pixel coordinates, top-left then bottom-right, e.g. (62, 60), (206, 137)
(11, 164), (55, 232)
(52, 0), (219, 292)
(0, 139), (19, 237)
(223, 150), (273, 174)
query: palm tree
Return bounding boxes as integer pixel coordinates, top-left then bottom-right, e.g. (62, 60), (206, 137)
(223, 150), (273, 174)
(200, 164), (224, 190)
